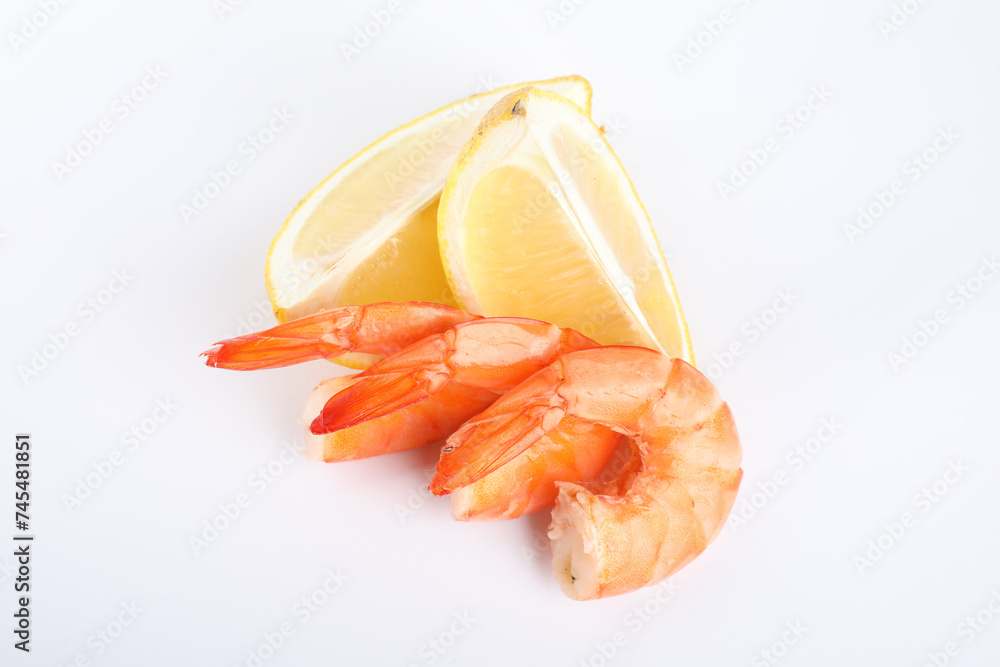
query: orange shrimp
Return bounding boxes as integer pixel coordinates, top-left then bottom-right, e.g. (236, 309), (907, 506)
(203, 304), (622, 520)
(303, 370), (623, 521)
(450, 419), (624, 521)
(301, 373), (498, 463)
(307, 318), (622, 520)
(431, 347), (743, 600)
(201, 302), (478, 370)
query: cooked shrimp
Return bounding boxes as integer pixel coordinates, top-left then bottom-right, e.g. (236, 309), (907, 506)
(431, 347), (743, 600)
(305, 368), (622, 519)
(205, 306), (622, 520)
(301, 373), (498, 462)
(201, 302), (478, 370)
(307, 319), (620, 509)
(450, 419), (623, 521)
(311, 317), (595, 432)
(303, 373), (622, 521)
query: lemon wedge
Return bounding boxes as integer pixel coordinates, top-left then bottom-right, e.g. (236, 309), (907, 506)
(265, 76), (593, 336)
(438, 88), (693, 362)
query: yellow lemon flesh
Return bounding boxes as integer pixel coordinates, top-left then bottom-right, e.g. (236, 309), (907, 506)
(439, 88), (693, 363)
(264, 76), (593, 368)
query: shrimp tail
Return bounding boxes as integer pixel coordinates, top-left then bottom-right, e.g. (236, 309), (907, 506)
(310, 369), (449, 434)
(202, 334), (339, 370)
(303, 375), (500, 463)
(202, 309), (367, 370)
(430, 367), (568, 496)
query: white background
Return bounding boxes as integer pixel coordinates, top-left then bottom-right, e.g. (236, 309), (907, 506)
(3, 0), (1000, 665)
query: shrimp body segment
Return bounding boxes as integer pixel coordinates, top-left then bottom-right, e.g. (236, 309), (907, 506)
(310, 318), (597, 435)
(303, 375), (622, 521)
(432, 347), (742, 600)
(306, 318), (623, 521)
(202, 303), (621, 521)
(202, 302), (478, 370)
(450, 418), (623, 521)
(302, 376), (497, 463)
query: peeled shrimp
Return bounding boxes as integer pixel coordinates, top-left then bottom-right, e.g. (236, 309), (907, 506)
(432, 346), (742, 600)
(307, 317), (626, 520)
(203, 304), (622, 520)
(303, 373), (623, 521)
